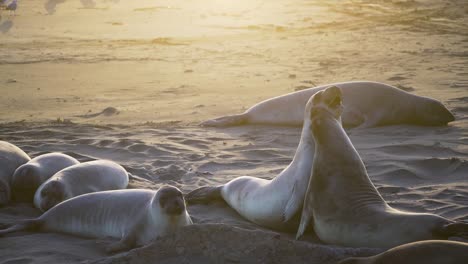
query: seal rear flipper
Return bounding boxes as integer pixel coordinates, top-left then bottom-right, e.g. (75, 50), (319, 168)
(200, 113), (248, 127)
(0, 219), (42, 236)
(185, 186), (224, 204)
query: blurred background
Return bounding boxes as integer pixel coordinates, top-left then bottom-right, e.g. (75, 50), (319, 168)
(0, 0), (467, 124)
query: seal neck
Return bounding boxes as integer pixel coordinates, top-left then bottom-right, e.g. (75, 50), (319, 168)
(291, 118), (315, 162)
(312, 115), (359, 161)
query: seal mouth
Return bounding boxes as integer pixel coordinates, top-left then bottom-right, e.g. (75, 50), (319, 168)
(164, 199), (185, 215)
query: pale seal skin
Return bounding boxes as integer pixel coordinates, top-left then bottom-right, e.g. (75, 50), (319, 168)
(187, 87), (321, 231)
(202, 81), (455, 128)
(34, 160), (129, 212)
(296, 86), (468, 248)
(11, 152), (80, 203)
(339, 240), (468, 264)
(0, 141), (31, 206)
(0, 186), (193, 253)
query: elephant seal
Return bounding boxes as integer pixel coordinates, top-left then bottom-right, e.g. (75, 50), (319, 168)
(202, 81), (454, 128)
(0, 141), (30, 206)
(11, 152), (80, 202)
(187, 87), (320, 231)
(34, 160), (129, 212)
(296, 86), (468, 248)
(0, 186), (193, 253)
(339, 240), (468, 264)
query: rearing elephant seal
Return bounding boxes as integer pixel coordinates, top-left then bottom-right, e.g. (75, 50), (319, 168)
(296, 86), (468, 248)
(187, 87), (321, 231)
(0, 141), (30, 206)
(34, 160), (129, 212)
(0, 186), (193, 253)
(202, 81), (454, 128)
(339, 240), (468, 264)
(12, 152), (80, 202)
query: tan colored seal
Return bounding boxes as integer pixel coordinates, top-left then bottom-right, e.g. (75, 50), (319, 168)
(297, 86), (467, 248)
(202, 81), (454, 128)
(339, 240), (468, 264)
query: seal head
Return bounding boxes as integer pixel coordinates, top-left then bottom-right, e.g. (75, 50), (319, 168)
(38, 180), (67, 211)
(157, 186), (186, 216)
(409, 97), (455, 126)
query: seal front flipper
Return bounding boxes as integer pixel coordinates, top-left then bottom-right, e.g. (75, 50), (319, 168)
(296, 183), (314, 239)
(185, 186), (224, 204)
(341, 108), (365, 129)
(105, 219), (142, 254)
(282, 182), (303, 223)
(200, 113), (248, 127)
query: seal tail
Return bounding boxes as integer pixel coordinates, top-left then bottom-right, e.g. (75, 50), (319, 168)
(185, 186), (224, 205)
(200, 113), (248, 127)
(0, 219), (42, 236)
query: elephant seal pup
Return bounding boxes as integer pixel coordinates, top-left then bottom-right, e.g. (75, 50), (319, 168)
(296, 86), (468, 248)
(339, 240), (468, 264)
(0, 141), (30, 206)
(187, 88), (321, 231)
(202, 81), (454, 128)
(0, 186), (193, 253)
(34, 160), (129, 212)
(12, 152), (80, 202)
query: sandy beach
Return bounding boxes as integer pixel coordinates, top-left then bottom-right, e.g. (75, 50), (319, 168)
(0, 0), (467, 263)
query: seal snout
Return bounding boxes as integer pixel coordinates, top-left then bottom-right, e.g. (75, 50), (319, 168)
(425, 101), (456, 126)
(157, 186), (186, 216)
(309, 86), (343, 121)
(164, 198), (185, 215)
(445, 108), (455, 123)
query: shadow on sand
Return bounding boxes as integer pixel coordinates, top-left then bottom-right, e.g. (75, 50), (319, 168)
(0, 19), (13, 33)
(44, 0), (66, 15)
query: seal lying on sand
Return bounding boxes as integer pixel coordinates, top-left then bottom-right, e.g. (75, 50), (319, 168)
(202, 81), (454, 128)
(187, 87), (321, 231)
(11, 152), (79, 202)
(0, 141), (30, 206)
(339, 240), (468, 264)
(297, 86), (468, 248)
(0, 186), (192, 253)
(34, 160), (129, 211)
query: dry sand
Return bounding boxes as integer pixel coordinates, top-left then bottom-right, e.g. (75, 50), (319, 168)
(0, 0), (467, 263)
